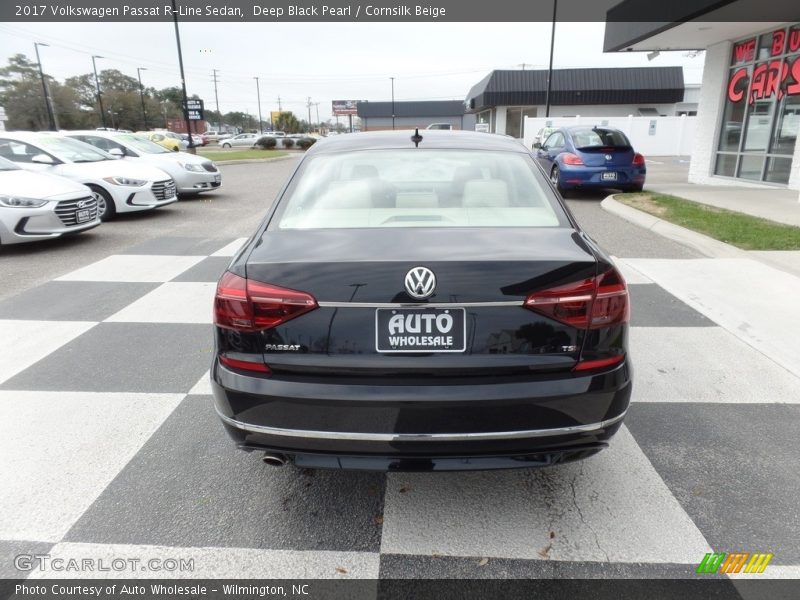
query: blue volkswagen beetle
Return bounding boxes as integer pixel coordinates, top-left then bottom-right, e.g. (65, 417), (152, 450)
(533, 126), (646, 196)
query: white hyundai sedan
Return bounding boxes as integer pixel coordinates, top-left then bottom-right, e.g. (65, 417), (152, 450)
(63, 131), (222, 196)
(0, 156), (100, 246)
(0, 132), (177, 221)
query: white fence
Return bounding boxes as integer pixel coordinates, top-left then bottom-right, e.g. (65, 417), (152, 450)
(523, 115), (697, 156)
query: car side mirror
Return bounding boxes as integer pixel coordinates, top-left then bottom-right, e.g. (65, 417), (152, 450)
(533, 142), (542, 149)
(31, 154), (55, 165)
(108, 148), (125, 158)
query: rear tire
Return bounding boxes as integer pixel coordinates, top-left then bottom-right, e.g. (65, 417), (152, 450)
(629, 184), (644, 193)
(551, 165), (571, 198)
(222, 143), (231, 148)
(89, 185), (116, 221)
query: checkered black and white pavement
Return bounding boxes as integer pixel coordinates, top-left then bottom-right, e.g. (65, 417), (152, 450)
(1, 232), (799, 582)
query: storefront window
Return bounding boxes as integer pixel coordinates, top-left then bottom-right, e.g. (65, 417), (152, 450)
(715, 24), (800, 185)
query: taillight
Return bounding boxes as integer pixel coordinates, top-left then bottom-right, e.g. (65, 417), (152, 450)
(214, 271), (317, 332)
(632, 153), (645, 167)
(219, 355), (271, 373)
(524, 267), (629, 330)
(562, 153), (584, 166)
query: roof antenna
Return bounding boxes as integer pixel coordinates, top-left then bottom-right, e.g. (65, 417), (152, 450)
(411, 128), (423, 147)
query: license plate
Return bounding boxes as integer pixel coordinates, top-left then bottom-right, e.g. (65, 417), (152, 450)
(376, 308), (466, 353)
(214, 175), (221, 183)
(601, 171), (617, 181)
(75, 209), (91, 223)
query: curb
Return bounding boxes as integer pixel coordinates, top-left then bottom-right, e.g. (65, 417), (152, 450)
(208, 154), (299, 166)
(600, 195), (746, 259)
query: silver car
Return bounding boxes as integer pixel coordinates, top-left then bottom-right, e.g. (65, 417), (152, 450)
(0, 132), (177, 221)
(219, 133), (259, 148)
(0, 156), (100, 245)
(64, 131), (221, 195)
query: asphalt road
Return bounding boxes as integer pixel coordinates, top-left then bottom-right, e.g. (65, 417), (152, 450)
(0, 157), (298, 302)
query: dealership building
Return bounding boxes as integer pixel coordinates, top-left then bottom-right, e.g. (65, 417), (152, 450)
(606, 11), (800, 191)
(464, 67), (698, 138)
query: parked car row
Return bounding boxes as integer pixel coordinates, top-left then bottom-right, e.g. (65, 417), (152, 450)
(0, 130), (222, 247)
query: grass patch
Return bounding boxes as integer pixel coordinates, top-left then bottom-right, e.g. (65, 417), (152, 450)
(196, 149), (288, 162)
(616, 192), (800, 251)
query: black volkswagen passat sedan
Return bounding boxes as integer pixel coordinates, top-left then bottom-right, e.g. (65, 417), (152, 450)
(211, 130), (632, 471)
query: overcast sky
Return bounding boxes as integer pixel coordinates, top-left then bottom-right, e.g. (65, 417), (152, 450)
(0, 22), (704, 122)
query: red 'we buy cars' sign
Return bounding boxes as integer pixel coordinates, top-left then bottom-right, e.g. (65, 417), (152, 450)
(727, 28), (800, 104)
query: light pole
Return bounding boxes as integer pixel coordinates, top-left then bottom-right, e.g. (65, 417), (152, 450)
(136, 67), (148, 129)
(254, 76), (263, 134)
(212, 69), (221, 132)
(544, 0), (558, 119)
(390, 77), (395, 130)
(33, 42), (55, 131)
(170, 0), (195, 153)
(91, 55), (106, 129)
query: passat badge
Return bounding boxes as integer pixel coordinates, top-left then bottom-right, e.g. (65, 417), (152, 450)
(404, 267), (436, 299)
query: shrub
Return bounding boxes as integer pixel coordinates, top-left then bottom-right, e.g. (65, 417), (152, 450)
(282, 138), (295, 149)
(255, 136), (277, 149)
(297, 137), (316, 150)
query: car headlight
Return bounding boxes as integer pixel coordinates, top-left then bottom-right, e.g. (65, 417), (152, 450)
(181, 163), (206, 173)
(103, 176), (147, 186)
(0, 195), (48, 208)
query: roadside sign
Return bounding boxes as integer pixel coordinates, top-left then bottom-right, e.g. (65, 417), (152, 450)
(184, 99), (204, 121)
(474, 123), (490, 133)
(332, 100), (359, 116)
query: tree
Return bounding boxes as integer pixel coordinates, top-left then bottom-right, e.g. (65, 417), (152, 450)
(0, 53), (50, 130)
(273, 111), (301, 133)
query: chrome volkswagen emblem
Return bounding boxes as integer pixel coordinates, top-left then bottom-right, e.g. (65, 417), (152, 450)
(604, 154), (613, 161)
(404, 266), (436, 299)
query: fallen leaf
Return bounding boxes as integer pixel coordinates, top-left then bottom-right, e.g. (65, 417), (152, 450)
(477, 558), (489, 567)
(537, 544), (552, 559)
(399, 485), (411, 494)
(335, 567), (348, 574)
(373, 515), (384, 525)
(549, 531), (556, 539)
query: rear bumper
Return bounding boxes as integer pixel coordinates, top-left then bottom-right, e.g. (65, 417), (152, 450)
(211, 359), (632, 470)
(560, 165), (646, 189)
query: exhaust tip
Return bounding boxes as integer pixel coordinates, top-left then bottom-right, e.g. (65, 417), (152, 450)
(261, 453), (288, 467)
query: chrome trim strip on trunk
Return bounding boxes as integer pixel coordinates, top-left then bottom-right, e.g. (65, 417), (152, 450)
(317, 301), (524, 308)
(214, 408), (627, 442)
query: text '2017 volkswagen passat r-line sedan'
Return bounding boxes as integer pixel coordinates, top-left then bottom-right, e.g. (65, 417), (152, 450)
(211, 130), (632, 472)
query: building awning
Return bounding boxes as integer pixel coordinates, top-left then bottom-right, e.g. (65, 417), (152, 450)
(465, 67), (684, 112)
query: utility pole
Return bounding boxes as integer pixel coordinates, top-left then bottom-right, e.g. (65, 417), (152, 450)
(545, 0), (558, 119)
(314, 102), (320, 133)
(33, 43), (55, 131)
(136, 67), (148, 129)
(306, 97), (312, 133)
(170, 0), (195, 153)
(91, 55), (106, 129)
(254, 76), (263, 134)
(277, 96), (282, 111)
(211, 69), (221, 132)
(390, 76), (395, 130)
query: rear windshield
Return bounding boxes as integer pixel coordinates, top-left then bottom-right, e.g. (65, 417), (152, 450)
(571, 128), (631, 149)
(271, 149), (567, 230)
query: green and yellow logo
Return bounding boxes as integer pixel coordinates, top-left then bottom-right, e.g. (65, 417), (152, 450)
(697, 552), (773, 574)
